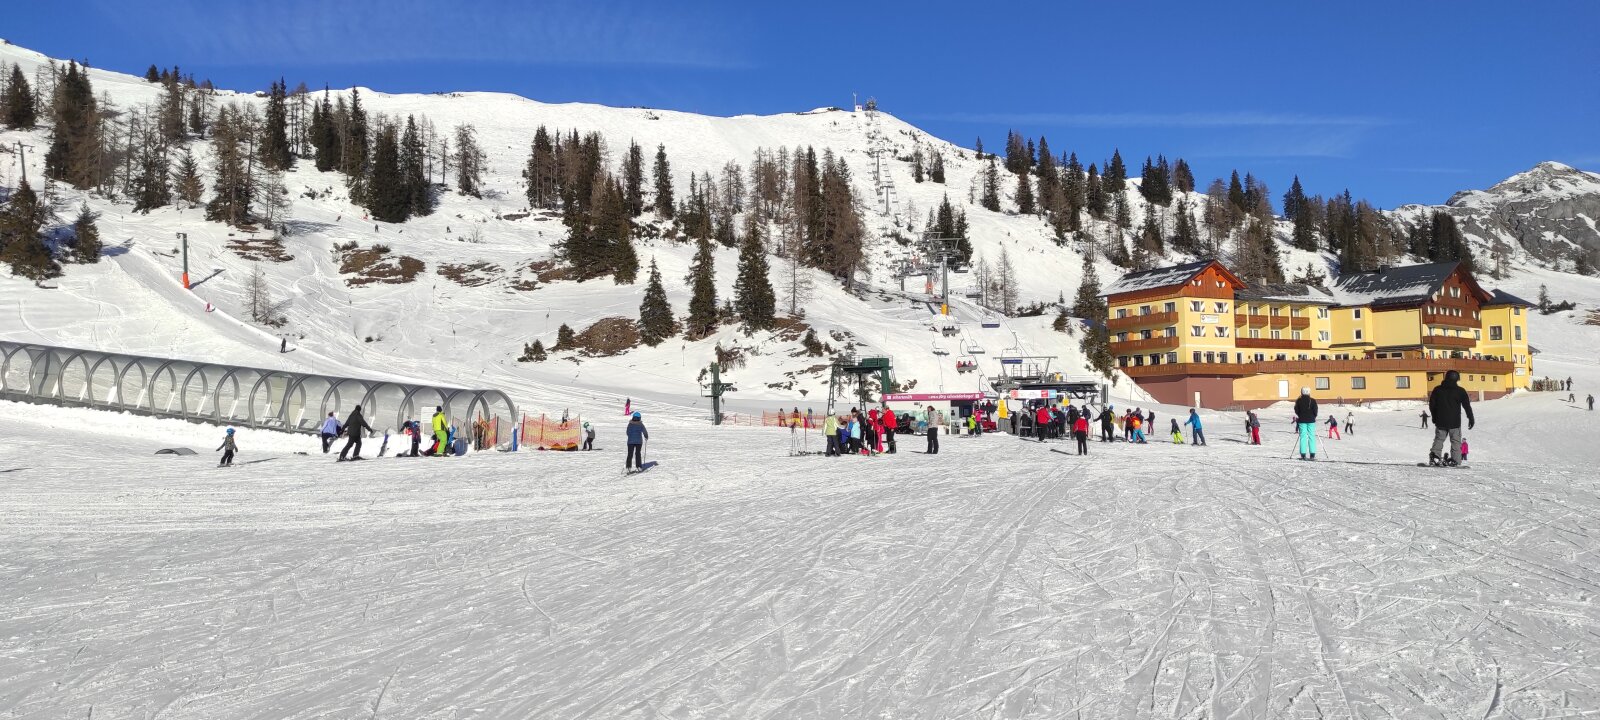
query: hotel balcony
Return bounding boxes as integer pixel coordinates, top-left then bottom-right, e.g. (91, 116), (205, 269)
(1235, 337), (1313, 350)
(1289, 316), (1311, 330)
(1109, 335), (1181, 355)
(1422, 311), (1478, 329)
(1107, 311), (1178, 333)
(1423, 334), (1478, 349)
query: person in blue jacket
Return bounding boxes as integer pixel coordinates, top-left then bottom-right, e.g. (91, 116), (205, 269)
(1183, 408), (1207, 446)
(625, 411), (648, 471)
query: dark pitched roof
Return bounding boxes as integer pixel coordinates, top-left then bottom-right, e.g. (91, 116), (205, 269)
(1329, 261), (1484, 308)
(1104, 259), (1231, 296)
(1485, 289), (1534, 307)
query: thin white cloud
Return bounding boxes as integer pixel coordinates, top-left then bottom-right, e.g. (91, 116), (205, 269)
(93, 0), (746, 69)
(912, 111), (1391, 128)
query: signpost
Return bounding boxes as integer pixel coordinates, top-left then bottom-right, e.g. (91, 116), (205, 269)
(177, 232), (190, 289)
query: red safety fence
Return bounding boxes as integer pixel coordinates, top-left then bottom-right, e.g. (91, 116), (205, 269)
(464, 416), (499, 450)
(519, 413), (582, 451)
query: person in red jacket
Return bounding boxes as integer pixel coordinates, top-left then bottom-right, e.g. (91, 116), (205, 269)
(1034, 405), (1051, 443)
(1072, 414), (1089, 455)
(881, 406), (898, 453)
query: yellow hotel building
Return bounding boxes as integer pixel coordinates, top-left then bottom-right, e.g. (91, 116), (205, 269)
(1103, 259), (1531, 409)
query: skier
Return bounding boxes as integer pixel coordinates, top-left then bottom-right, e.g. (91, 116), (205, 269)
(1072, 412), (1089, 455)
(823, 414), (839, 456)
(1420, 411), (1429, 428)
(405, 420), (422, 457)
(582, 421), (595, 451)
(1246, 410), (1262, 445)
(1035, 404), (1050, 442)
(882, 406), (897, 453)
(1146, 410), (1156, 437)
(925, 406), (941, 454)
(1099, 406), (1115, 443)
(319, 411), (341, 453)
(1326, 414), (1341, 440)
(1184, 409), (1207, 446)
(1589, 394), (1595, 411)
(280, 338), (287, 353)
(625, 411), (648, 472)
(431, 406), (448, 457)
(1129, 413), (1146, 443)
(1170, 418), (1184, 444)
(1427, 369), (1475, 466)
(216, 428), (237, 467)
(338, 405), (372, 460)
(1343, 412), (1354, 436)
(791, 407), (801, 433)
(1460, 436), (1470, 463)
(1294, 388), (1319, 460)
(624, 397), (631, 416)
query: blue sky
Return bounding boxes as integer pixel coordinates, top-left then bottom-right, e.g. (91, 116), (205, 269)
(8, 0), (1597, 208)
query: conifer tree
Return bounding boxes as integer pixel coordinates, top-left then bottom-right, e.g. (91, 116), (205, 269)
(522, 126), (558, 209)
(1227, 170), (1247, 213)
(1171, 198), (1200, 255)
(157, 76), (185, 143)
(684, 237), (719, 338)
(173, 148), (205, 207)
(555, 323), (576, 350)
(1085, 163), (1106, 218)
(623, 140), (645, 216)
(205, 104), (255, 227)
(452, 124), (486, 198)
(144, 65), (161, 83)
(928, 151), (945, 183)
(911, 148), (925, 183)
(72, 202), (101, 263)
(980, 157), (1001, 211)
(1062, 152), (1085, 228)
(1172, 158), (1195, 193)
(1292, 201), (1320, 251)
(0, 180), (58, 280)
(1282, 175), (1307, 222)
(131, 115), (171, 213)
(1034, 138), (1059, 205)
(733, 218), (776, 330)
(341, 89), (370, 202)
(1114, 192), (1132, 229)
(1139, 211), (1165, 258)
(367, 124), (407, 222)
(638, 258), (679, 345)
(1104, 149), (1126, 194)
(521, 340), (547, 362)
(2, 64), (37, 129)
(400, 115), (432, 217)
(1427, 211), (1473, 268)
(311, 90), (340, 172)
(1072, 254), (1104, 319)
(1015, 169), (1034, 214)
(44, 61), (101, 190)
(260, 79), (292, 170)
(653, 144), (675, 218)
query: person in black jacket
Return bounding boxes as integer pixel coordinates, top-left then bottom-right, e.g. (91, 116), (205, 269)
(1428, 370), (1475, 466)
(1293, 388), (1319, 460)
(1099, 407), (1115, 442)
(338, 405), (373, 461)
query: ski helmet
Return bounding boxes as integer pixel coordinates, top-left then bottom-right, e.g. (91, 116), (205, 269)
(1445, 369), (1461, 382)
(226, 428), (235, 435)
(1301, 387), (1311, 395)
(632, 411), (642, 419)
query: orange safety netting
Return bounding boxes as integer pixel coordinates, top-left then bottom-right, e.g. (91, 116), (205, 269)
(759, 411), (816, 428)
(520, 413), (582, 451)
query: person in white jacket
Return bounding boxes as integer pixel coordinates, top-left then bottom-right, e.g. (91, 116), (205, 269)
(319, 412), (341, 453)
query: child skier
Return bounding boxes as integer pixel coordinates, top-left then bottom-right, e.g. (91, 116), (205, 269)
(1170, 418), (1184, 444)
(625, 411), (648, 472)
(217, 428), (237, 466)
(1326, 414), (1341, 440)
(1460, 436), (1469, 463)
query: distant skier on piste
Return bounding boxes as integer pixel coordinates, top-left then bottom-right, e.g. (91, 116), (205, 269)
(625, 411), (648, 472)
(1294, 388), (1319, 460)
(1427, 369), (1475, 467)
(338, 405), (372, 461)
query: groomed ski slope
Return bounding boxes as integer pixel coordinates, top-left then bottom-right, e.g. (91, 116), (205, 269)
(4, 282), (1600, 718)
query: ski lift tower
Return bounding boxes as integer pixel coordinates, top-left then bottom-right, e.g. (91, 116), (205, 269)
(921, 231), (967, 315)
(827, 356), (894, 414)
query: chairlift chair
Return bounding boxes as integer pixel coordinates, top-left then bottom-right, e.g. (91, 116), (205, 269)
(931, 341), (949, 356)
(964, 340), (986, 354)
(956, 356), (977, 373)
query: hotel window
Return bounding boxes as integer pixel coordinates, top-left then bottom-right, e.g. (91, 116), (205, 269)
(1474, 330), (1481, 340)
(1351, 377), (1367, 390)
(1215, 302), (1228, 313)
(1396, 376), (1411, 389)
(1318, 331), (1330, 342)
(1292, 331), (1302, 340)
(1275, 354), (1287, 361)
(1133, 356), (1144, 366)
(1298, 354), (1310, 360)
(1271, 330), (1281, 339)
(1315, 377), (1331, 390)
(1140, 330), (1153, 340)
(1271, 306), (1280, 316)
(1354, 308), (1363, 319)
(1117, 308), (1128, 318)
(1318, 307), (1329, 319)
(1354, 329), (1364, 341)
(1514, 326), (1522, 340)
(1193, 352), (1203, 363)
(1191, 326), (1205, 337)
(1490, 326), (1503, 341)
(1140, 305), (1151, 315)
(1164, 327), (1177, 337)
(1250, 329), (1260, 338)
(1218, 352), (1229, 363)
(1164, 301), (1176, 313)
(1150, 354), (1161, 365)
(1216, 327), (1230, 338)
(1118, 356), (1129, 367)
(1254, 353), (1265, 362)
(1116, 332), (1128, 342)
(1514, 306), (1522, 316)
(1191, 300), (1204, 312)
(1166, 352), (1178, 364)
(1205, 352), (1216, 363)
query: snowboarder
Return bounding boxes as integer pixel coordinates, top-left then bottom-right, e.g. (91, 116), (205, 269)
(431, 406), (449, 457)
(1170, 418), (1184, 444)
(1428, 369), (1475, 466)
(1294, 388), (1319, 460)
(1420, 411), (1429, 428)
(1326, 414), (1341, 440)
(1246, 410), (1261, 445)
(625, 411), (648, 472)
(319, 411), (341, 453)
(1072, 413), (1089, 455)
(582, 422), (595, 451)
(338, 405), (372, 460)
(1343, 412), (1354, 435)
(216, 428), (237, 466)
(1184, 409), (1206, 446)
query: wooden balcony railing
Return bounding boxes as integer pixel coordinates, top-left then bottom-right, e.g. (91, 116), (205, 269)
(1234, 314), (1249, 327)
(1107, 311), (1178, 333)
(1120, 356), (1514, 379)
(1289, 317), (1311, 330)
(1268, 315), (1290, 329)
(1235, 337), (1313, 349)
(1109, 336), (1181, 355)
(1247, 315), (1269, 328)
(1423, 334), (1478, 349)
(1422, 311), (1477, 329)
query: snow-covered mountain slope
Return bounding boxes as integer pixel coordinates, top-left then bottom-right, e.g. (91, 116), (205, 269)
(1, 39), (1596, 414)
(1393, 161), (1600, 268)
